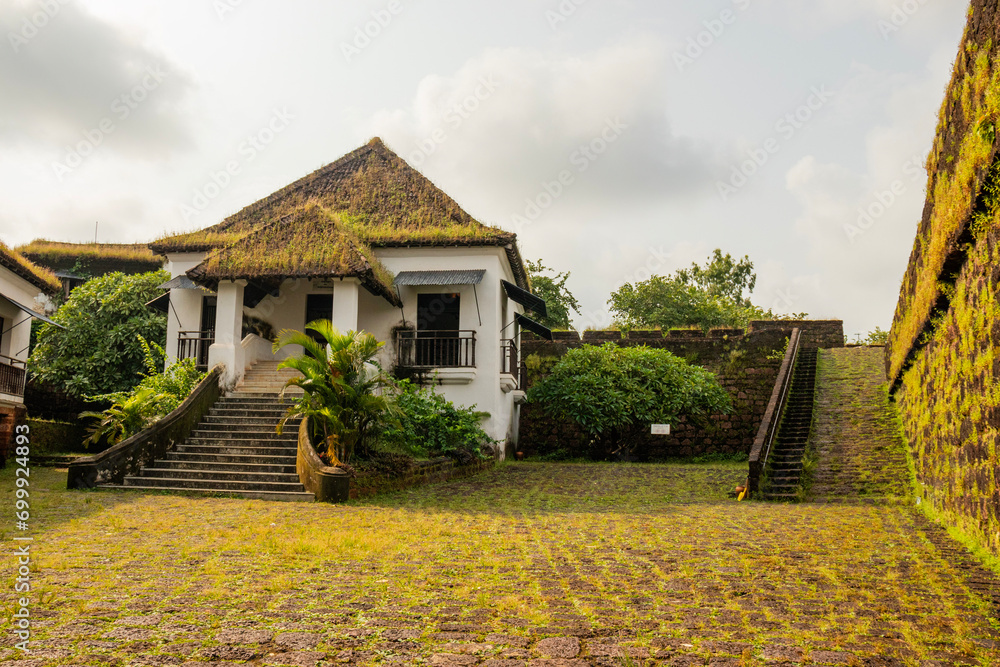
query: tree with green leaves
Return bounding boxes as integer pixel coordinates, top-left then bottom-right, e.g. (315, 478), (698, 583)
(526, 259), (581, 330)
(273, 321), (393, 465)
(608, 249), (804, 332)
(29, 270), (169, 397)
(527, 343), (731, 460)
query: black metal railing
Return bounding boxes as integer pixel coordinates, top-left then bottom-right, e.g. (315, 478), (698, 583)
(178, 330), (214, 371)
(501, 339), (519, 385)
(748, 328), (802, 496)
(396, 330), (477, 369)
(0, 355), (26, 397)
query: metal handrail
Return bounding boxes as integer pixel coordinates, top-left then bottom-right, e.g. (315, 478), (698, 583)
(0, 354), (26, 397)
(0, 353), (26, 369)
(178, 330), (214, 371)
(396, 330), (477, 369)
(747, 328), (802, 495)
(500, 339), (518, 378)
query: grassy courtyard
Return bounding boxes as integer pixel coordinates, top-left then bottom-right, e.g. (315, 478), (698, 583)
(1, 462), (998, 666)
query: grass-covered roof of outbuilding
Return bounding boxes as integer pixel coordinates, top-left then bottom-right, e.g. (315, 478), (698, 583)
(16, 240), (162, 277)
(151, 138), (528, 292)
(0, 241), (62, 294)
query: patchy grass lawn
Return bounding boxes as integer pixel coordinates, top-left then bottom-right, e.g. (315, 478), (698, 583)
(1, 462), (998, 666)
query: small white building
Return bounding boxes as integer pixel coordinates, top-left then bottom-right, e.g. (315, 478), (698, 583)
(0, 242), (62, 458)
(150, 138), (547, 453)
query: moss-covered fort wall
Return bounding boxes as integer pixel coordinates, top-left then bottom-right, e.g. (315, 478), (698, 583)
(887, 1), (1000, 558)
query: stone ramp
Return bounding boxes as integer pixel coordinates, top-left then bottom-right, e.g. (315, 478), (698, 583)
(805, 346), (913, 503)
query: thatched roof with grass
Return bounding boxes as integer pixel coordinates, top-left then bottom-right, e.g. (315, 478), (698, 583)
(16, 240), (162, 277)
(187, 203), (401, 306)
(151, 138), (528, 289)
(0, 241), (61, 294)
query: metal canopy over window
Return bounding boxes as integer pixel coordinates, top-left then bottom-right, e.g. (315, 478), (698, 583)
(145, 293), (170, 313)
(502, 280), (547, 318)
(394, 270), (486, 286)
(158, 276), (203, 290)
(0, 293), (64, 329)
(516, 313), (553, 341)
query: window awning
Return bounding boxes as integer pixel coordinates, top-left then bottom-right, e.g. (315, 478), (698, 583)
(159, 275), (203, 290)
(145, 293), (170, 313)
(394, 270), (486, 286)
(502, 280), (547, 318)
(0, 293), (64, 329)
(516, 313), (553, 341)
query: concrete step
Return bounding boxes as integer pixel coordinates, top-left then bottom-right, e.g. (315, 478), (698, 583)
(202, 415), (297, 426)
(178, 443), (297, 457)
(122, 475), (306, 493)
(102, 484), (313, 502)
(191, 426), (293, 438)
(138, 467), (301, 483)
(156, 458), (297, 473)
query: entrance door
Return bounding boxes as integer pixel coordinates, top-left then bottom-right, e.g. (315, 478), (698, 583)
(305, 294), (334, 344)
(416, 293), (461, 366)
(197, 297), (216, 370)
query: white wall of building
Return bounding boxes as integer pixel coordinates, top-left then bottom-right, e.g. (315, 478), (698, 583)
(164, 246), (526, 447)
(0, 267), (52, 405)
(164, 252), (207, 365)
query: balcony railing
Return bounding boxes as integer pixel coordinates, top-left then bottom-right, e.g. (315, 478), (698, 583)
(396, 330), (476, 369)
(178, 330), (214, 371)
(501, 339), (521, 388)
(0, 355), (26, 398)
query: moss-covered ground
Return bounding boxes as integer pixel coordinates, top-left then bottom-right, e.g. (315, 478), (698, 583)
(0, 456), (997, 667)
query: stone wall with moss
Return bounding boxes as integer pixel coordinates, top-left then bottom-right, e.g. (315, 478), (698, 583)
(888, 1), (1000, 559)
(518, 328), (796, 460)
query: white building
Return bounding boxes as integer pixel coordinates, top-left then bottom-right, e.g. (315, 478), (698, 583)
(150, 138), (548, 453)
(0, 242), (61, 458)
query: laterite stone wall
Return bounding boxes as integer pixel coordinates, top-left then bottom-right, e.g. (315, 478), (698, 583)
(887, 0), (1000, 558)
(518, 322), (841, 460)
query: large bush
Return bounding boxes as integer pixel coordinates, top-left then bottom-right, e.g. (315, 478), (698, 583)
(381, 380), (494, 463)
(527, 343), (732, 459)
(29, 270), (169, 397)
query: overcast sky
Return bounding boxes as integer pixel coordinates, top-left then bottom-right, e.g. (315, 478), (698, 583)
(0, 0), (969, 337)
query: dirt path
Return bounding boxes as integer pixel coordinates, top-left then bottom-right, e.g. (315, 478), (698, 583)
(805, 347), (913, 503)
(1, 461), (999, 666)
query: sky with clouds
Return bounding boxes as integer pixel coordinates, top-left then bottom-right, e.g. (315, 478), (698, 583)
(0, 0), (970, 337)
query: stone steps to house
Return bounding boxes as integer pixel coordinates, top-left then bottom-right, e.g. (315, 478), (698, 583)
(104, 361), (313, 502)
(101, 484), (314, 503)
(762, 347), (818, 502)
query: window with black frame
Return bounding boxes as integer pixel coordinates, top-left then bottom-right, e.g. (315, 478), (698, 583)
(416, 293), (461, 367)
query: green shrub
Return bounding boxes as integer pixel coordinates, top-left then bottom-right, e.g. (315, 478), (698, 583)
(527, 343), (732, 460)
(81, 338), (206, 447)
(29, 270), (169, 397)
(381, 380), (494, 463)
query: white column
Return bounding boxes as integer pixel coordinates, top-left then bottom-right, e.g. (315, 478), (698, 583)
(208, 280), (246, 387)
(333, 279), (360, 332)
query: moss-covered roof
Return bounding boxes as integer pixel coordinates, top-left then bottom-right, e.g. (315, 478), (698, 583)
(151, 138), (528, 289)
(15, 240), (162, 277)
(187, 203), (401, 306)
(0, 241), (61, 294)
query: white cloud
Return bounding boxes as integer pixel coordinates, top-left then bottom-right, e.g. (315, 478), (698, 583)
(368, 40), (722, 227)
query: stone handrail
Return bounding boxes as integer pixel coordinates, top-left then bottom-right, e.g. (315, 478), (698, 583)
(747, 328), (801, 495)
(67, 367), (223, 489)
(297, 418), (350, 502)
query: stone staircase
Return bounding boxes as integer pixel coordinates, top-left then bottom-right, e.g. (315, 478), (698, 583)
(118, 361), (314, 502)
(804, 347), (913, 503)
(762, 347), (818, 501)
